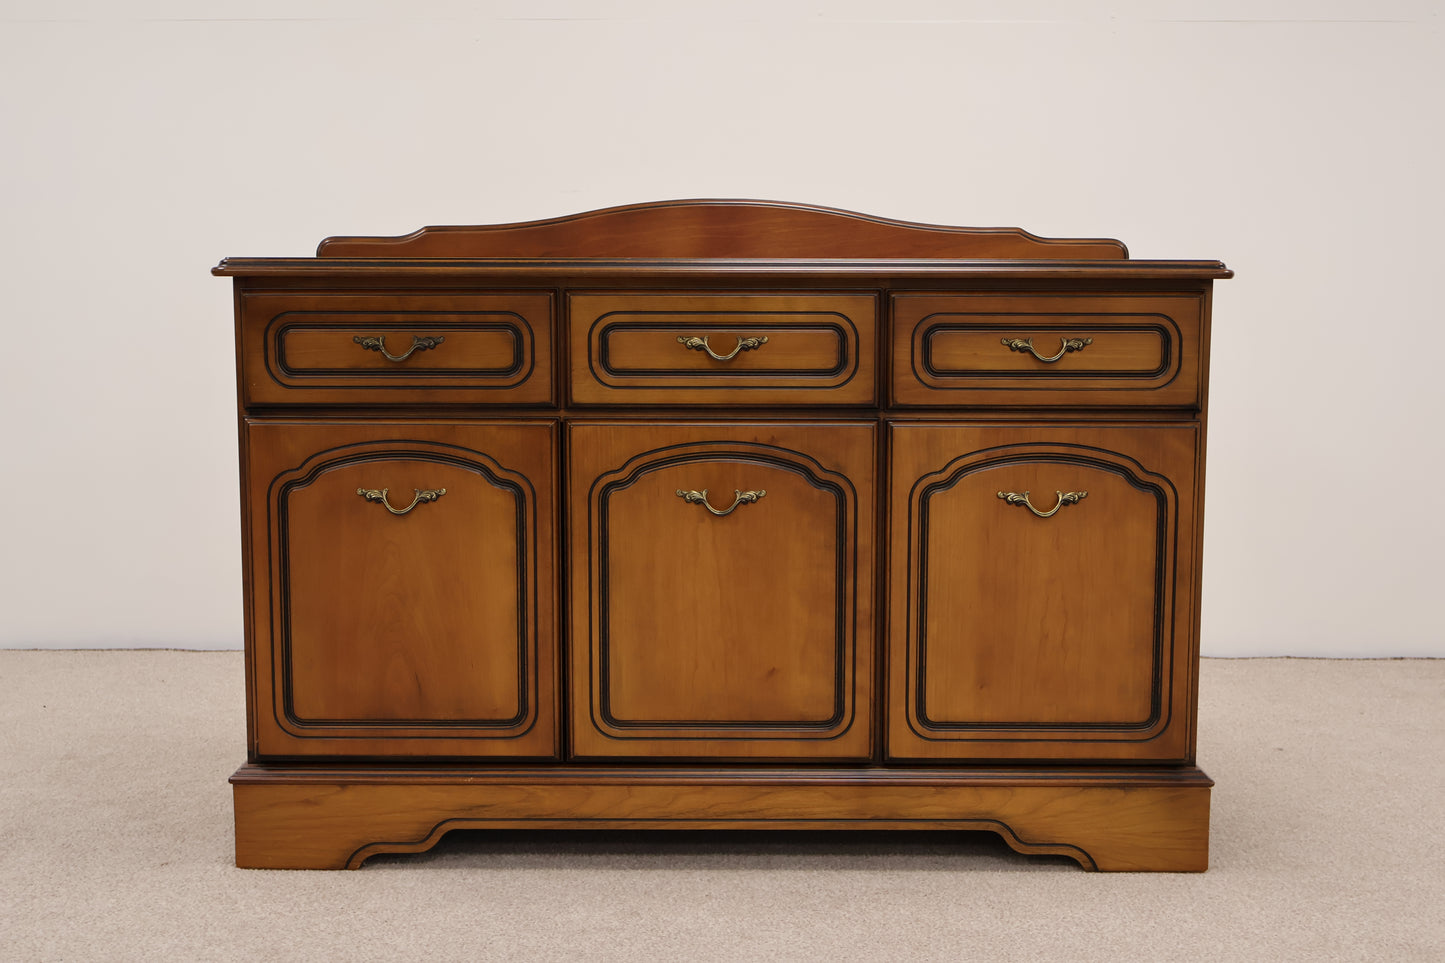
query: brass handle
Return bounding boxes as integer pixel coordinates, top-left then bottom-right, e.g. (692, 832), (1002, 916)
(676, 334), (769, 362)
(675, 488), (766, 516)
(1001, 336), (1092, 363)
(356, 487), (447, 515)
(997, 490), (1087, 518)
(353, 334), (445, 362)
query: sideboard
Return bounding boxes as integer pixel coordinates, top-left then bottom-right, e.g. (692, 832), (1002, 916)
(215, 199), (1230, 870)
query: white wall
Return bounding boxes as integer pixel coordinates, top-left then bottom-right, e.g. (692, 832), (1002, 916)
(1, 1), (1441, 655)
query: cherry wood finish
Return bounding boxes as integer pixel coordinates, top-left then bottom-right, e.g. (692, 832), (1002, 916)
(316, 199), (1131, 260)
(888, 423), (1198, 762)
(569, 293), (876, 406)
(219, 200), (1228, 871)
(567, 422), (874, 760)
(242, 420), (558, 759)
(892, 293), (1201, 407)
(233, 765), (1211, 872)
(240, 293), (552, 406)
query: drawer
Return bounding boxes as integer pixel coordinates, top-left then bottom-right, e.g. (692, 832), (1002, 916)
(240, 293), (553, 405)
(892, 293), (1202, 407)
(569, 294), (876, 405)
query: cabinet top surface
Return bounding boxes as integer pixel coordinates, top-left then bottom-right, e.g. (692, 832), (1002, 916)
(213, 200), (1231, 279)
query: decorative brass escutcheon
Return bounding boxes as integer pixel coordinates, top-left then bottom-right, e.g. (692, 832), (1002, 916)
(675, 488), (766, 516)
(997, 489), (1087, 518)
(356, 487), (447, 515)
(1001, 336), (1092, 363)
(676, 334), (769, 361)
(353, 334), (445, 362)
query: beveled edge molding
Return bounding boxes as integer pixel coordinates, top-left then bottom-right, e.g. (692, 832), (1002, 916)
(215, 258), (1233, 279)
(230, 763), (1217, 787)
(312, 199), (1131, 260)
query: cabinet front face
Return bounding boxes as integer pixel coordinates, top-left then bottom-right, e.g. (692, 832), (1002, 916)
(244, 421), (557, 759)
(569, 423), (875, 760)
(888, 424), (1199, 762)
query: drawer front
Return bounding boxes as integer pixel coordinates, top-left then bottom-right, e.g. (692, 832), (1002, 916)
(569, 294), (877, 405)
(244, 420), (559, 759)
(241, 293), (553, 405)
(892, 293), (1202, 406)
(568, 421), (875, 760)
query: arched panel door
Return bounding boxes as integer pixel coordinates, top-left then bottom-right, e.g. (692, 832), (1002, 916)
(244, 421), (557, 759)
(569, 423), (875, 760)
(888, 424), (1200, 762)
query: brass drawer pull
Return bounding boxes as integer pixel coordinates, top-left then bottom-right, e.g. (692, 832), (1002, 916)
(675, 488), (766, 516)
(676, 334), (769, 362)
(353, 334), (445, 362)
(356, 487), (447, 515)
(997, 489), (1087, 518)
(1001, 336), (1092, 363)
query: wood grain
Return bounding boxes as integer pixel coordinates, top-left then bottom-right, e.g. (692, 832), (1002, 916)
(240, 293), (553, 406)
(888, 423), (1199, 762)
(232, 764), (1211, 872)
(314, 199), (1130, 260)
(892, 292), (1202, 407)
(567, 422), (875, 760)
(220, 203), (1226, 873)
(244, 420), (559, 759)
(570, 293), (876, 406)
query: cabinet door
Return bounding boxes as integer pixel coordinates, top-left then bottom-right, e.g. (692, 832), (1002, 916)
(888, 424), (1199, 762)
(244, 420), (557, 758)
(569, 423), (874, 760)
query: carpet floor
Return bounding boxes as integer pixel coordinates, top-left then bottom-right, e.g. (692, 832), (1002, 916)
(0, 652), (1440, 961)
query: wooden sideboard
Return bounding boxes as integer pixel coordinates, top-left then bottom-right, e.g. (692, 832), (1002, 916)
(215, 200), (1230, 871)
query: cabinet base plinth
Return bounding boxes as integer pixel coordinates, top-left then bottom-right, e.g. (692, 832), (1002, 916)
(231, 764), (1212, 872)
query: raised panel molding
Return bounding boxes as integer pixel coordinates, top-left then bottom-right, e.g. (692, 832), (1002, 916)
(270, 441), (536, 733)
(591, 442), (855, 732)
(887, 423), (1199, 764)
(568, 424), (875, 761)
(919, 319), (1176, 382)
(907, 444), (1175, 737)
(274, 315), (528, 380)
(243, 421), (559, 761)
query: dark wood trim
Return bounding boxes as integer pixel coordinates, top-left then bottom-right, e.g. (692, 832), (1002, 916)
(216, 258), (1232, 279)
(231, 762), (1215, 788)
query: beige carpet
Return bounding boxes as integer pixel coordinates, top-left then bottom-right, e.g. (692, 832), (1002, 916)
(1, 653), (1440, 961)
